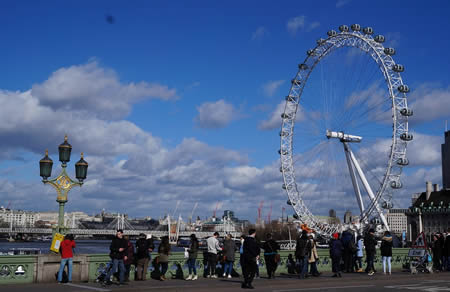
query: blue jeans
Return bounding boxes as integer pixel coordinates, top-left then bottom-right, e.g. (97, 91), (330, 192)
(224, 260), (233, 275)
(187, 258), (197, 275)
(299, 258), (308, 278)
(58, 258), (72, 282)
(105, 259), (125, 283)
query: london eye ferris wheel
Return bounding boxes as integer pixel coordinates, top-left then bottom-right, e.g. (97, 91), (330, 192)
(279, 24), (413, 237)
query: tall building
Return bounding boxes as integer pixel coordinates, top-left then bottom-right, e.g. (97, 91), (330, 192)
(443, 130), (450, 189)
(386, 209), (408, 236)
(344, 210), (352, 224)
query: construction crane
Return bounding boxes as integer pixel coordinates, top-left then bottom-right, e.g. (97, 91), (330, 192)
(189, 202), (198, 224)
(213, 201), (220, 218)
(171, 200), (180, 218)
(257, 201), (264, 225)
(266, 203), (272, 224)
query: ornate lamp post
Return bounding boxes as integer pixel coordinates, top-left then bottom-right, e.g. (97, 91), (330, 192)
(39, 135), (88, 235)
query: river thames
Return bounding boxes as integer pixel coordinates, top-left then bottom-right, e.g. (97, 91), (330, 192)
(0, 239), (185, 255)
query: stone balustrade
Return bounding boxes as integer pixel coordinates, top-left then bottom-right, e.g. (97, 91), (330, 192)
(0, 249), (411, 284)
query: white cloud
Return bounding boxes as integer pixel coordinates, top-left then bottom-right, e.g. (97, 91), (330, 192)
(32, 61), (178, 120)
(408, 84), (450, 124)
(287, 16), (319, 35)
(262, 80), (285, 97)
(251, 26), (268, 41)
(258, 101), (307, 130)
(407, 132), (442, 166)
(194, 99), (240, 129)
(287, 16), (305, 35)
(307, 21), (320, 32)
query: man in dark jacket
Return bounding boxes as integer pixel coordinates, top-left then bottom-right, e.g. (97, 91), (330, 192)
(330, 232), (343, 277)
(295, 230), (310, 279)
(135, 233), (154, 280)
(241, 229), (260, 289)
(444, 229), (450, 271)
(104, 229), (128, 285)
(364, 229), (377, 275)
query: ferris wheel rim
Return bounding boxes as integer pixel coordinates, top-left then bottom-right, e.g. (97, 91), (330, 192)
(280, 25), (411, 236)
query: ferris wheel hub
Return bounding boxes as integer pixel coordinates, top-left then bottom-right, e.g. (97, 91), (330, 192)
(326, 130), (362, 143)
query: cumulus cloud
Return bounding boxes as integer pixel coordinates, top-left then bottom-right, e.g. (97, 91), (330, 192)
(32, 61), (178, 120)
(287, 16), (320, 35)
(408, 84), (450, 125)
(251, 26), (268, 41)
(258, 101), (307, 130)
(0, 63), (284, 220)
(262, 80), (285, 97)
(287, 16), (305, 35)
(407, 132), (442, 166)
(194, 99), (241, 129)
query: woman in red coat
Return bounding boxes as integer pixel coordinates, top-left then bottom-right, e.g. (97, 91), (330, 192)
(57, 234), (76, 283)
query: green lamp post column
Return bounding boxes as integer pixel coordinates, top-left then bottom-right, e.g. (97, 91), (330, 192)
(39, 135), (88, 235)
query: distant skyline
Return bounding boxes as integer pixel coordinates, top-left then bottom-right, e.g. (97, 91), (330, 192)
(0, 1), (449, 222)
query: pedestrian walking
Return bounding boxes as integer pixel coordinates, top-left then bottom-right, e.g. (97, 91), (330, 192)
(239, 235), (246, 278)
(262, 233), (280, 279)
(432, 233), (443, 271)
(444, 229), (450, 271)
(355, 235), (364, 272)
(123, 235), (134, 281)
(57, 234), (76, 283)
(308, 233), (320, 277)
(341, 230), (354, 273)
(241, 229), (260, 289)
(380, 231), (393, 275)
(295, 229), (309, 279)
(364, 228), (377, 276)
(330, 232), (343, 278)
(186, 234), (199, 281)
(438, 233), (446, 271)
(223, 234), (236, 278)
(135, 233), (154, 281)
(207, 232), (222, 278)
(158, 236), (171, 281)
(104, 229), (128, 285)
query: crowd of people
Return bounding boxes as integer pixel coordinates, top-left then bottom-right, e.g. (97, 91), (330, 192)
(55, 228), (450, 288)
(328, 228), (392, 277)
(430, 230), (450, 272)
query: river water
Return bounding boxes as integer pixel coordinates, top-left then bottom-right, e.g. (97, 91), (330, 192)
(0, 239), (185, 255)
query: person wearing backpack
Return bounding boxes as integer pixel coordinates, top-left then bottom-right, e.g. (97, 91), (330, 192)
(57, 234), (76, 283)
(295, 230), (309, 279)
(135, 233), (153, 281)
(380, 231), (393, 275)
(262, 233), (280, 279)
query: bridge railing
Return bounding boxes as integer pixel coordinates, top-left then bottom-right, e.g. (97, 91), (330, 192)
(0, 228), (240, 239)
(0, 248), (411, 284)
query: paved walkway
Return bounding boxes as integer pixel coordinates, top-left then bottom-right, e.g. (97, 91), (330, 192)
(3, 272), (450, 292)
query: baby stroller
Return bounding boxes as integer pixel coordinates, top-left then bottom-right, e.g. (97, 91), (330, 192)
(96, 261), (113, 283)
(409, 250), (433, 274)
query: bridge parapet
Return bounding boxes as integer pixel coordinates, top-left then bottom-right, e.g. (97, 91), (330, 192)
(0, 249), (410, 284)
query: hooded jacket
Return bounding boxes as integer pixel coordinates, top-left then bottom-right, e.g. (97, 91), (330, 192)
(380, 235), (393, 257)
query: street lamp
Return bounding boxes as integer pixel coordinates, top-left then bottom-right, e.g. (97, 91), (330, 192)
(39, 135), (88, 234)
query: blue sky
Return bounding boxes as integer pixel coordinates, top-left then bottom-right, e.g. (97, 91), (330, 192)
(0, 0), (449, 222)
